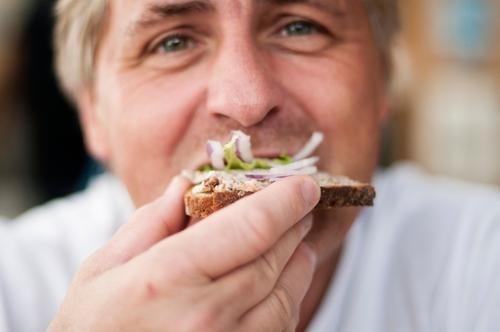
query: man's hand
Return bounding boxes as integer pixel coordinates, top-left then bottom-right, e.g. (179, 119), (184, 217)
(47, 176), (320, 332)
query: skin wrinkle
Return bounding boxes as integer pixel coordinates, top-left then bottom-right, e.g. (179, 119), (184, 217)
(55, 0), (399, 99)
(46, 1), (400, 331)
(75, 0), (387, 329)
(262, 0), (347, 15)
(128, 0), (215, 38)
(91, 0), (381, 200)
(127, 0), (348, 42)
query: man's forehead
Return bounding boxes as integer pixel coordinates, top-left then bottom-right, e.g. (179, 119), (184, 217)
(128, 0), (348, 11)
(123, 0), (348, 21)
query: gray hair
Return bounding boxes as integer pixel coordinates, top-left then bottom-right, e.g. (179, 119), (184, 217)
(55, 0), (399, 101)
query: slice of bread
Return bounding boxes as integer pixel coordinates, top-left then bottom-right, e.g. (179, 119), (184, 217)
(184, 172), (376, 219)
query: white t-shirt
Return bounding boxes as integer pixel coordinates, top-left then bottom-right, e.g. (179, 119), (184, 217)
(1, 163), (499, 332)
(308, 164), (500, 332)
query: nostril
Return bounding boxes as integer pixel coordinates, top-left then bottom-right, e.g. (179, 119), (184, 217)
(267, 106), (280, 118)
(210, 104), (280, 128)
(212, 112), (231, 121)
(239, 105), (280, 128)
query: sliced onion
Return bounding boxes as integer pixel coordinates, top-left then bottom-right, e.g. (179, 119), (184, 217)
(231, 130), (254, 163)
(245, 174), (268, 180)
(246, 166), (318, 180)
(206, 140), (225, 170)
(269, 156), (319, 173)
(185, 165), (318, 184)
(293, 132), (324, 160)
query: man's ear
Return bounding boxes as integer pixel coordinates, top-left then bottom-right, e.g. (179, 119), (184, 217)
(76, 89), (110, 163)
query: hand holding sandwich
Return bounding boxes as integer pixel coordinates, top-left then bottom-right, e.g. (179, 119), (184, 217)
(48, 175), (320, 332)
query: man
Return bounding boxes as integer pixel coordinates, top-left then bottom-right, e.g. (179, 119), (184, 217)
(1, 0), (499, 331)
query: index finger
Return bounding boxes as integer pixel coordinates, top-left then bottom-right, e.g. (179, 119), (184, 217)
(152, 175), (320, 279)
(84, 176), (191, 278)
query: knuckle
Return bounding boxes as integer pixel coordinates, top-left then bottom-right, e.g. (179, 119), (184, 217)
(290, 315), (300, 331)
(130, 199), (161, 224)
(288, 181), (310, 215)
(234, 268), (260, 297)
(189, 302), (225, 332)
(258, 251), (280, 281)
(78, 249), (106, 280)
(242, 208), (276, 253)
(285, 321), (299, 332)
(249, 253), (280, 295)
(271, 284), (297, 325)
(144, 251), (189, 284)
(131, 205), (149, 223)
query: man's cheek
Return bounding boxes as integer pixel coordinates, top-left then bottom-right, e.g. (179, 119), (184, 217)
(111, 89), (188, 146)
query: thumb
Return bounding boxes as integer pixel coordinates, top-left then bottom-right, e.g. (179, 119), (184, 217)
(90, 176), (192, 275)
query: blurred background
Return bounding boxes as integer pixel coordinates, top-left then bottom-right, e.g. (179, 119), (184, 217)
(0, 0), (499, 218)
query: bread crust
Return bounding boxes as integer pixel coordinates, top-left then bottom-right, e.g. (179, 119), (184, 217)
(184, 183), (375, 219)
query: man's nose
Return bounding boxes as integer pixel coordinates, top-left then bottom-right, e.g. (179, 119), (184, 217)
(206, 40), (282, 128)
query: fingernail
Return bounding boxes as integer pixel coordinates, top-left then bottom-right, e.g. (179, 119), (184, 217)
(301, 178), (320, 207)
(302, 242), (318, 269)
(302, 215), (313, 235)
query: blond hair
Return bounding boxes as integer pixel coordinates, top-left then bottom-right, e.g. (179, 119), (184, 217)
(55, 0), (399, 101)
(54, 0), (107, 100)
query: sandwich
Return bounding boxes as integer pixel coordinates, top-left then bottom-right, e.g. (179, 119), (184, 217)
(183, 131), (375, 219)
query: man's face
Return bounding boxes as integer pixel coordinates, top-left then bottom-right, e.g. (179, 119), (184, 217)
(84, 0), (387, 261)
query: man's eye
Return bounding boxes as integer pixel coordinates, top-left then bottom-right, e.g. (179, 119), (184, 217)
(280, 21), (319, 37)
(156, 35), (194, 53)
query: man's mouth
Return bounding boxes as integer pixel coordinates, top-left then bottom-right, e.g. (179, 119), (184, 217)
(190, 131), (323, 173)
(195, 152), (286, 170)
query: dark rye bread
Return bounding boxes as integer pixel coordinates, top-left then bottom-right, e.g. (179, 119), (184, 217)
(184, 173), (376, 219)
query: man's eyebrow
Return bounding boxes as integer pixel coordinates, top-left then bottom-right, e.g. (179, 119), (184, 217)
(128, 0), (215, 37)
(128, 0), (344, 38)
(148, 0), (214, 18)
(259, 0), (347, 17)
